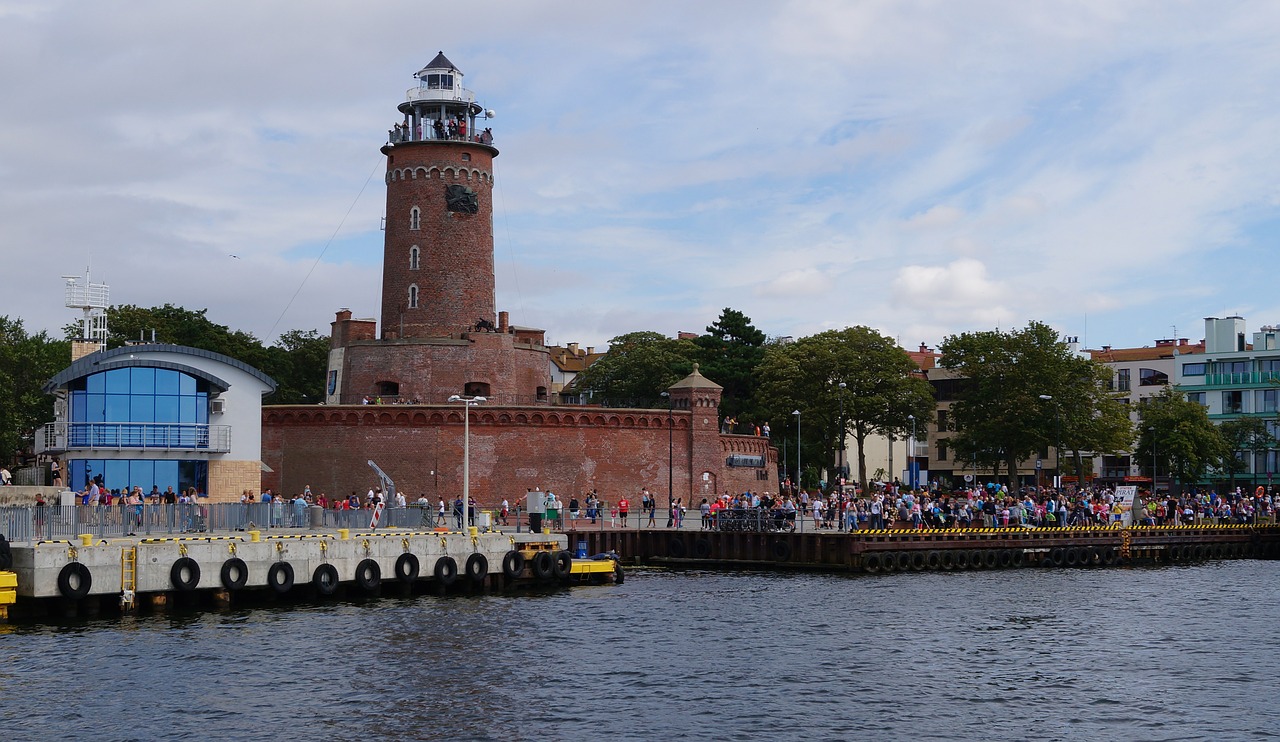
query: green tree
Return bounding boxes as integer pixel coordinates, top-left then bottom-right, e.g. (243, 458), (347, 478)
(77, 304), (325, 404)
(694, 308), (766, 427)
(572, 331), (697, 406)
(1136, 386), (1229, 489)
(940, 321), (1130, 488)
(755, 327), (934, 490)
(258, 330), (330, 404)
(1214, 416), (1274, 489)
(0, 317), (70, 462)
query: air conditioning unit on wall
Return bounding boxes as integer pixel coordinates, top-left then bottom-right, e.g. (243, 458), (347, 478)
(210, 398), (226, 414)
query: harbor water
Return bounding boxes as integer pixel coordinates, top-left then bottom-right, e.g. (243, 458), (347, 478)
(2, 562), (1277, 741)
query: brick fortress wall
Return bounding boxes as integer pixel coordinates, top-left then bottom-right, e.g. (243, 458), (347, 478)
(261, 405), (777, 505)
(336, 333), (550, 405)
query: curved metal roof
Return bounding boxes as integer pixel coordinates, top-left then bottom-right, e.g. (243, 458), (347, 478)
(43, 344), (277, 395)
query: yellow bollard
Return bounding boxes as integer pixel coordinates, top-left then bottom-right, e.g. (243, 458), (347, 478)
(78, 533), (94, 547)
(338, 528), (350, 541)
(468, 526), (479, 538)
(249, 530), (261, 543)
(542, 527), (551, 535)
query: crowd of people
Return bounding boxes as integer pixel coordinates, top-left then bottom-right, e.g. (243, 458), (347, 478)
(687, 481), (1279, 532)
(389, 117), (494, 146)
(47, 475), (1280, 537)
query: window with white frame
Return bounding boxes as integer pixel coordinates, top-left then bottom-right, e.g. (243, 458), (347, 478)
(408, 284), (419, 309)
(409, 246), (420, 270)
(410, 206), (420, 230)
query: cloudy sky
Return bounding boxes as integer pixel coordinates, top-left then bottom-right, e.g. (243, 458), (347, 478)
(4, 1), (1280, 353)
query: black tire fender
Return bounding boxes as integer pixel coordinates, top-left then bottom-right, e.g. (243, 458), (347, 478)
(434, 555), (459, 585)
(312, 563), (339, 596)
(864, 553), (882, 573)
(693, 538), (712, 558)
(553, 550), (572, 578)
(1049, 548), (1065, 567)
(771, 540), (793, 562)
(531, 551), (554, 581)
(910, 551), (926, 571)
(170, 557), (200, 592)
(954, 550), (971, 569)
(395, 553), (420, 582)
(668, 538), (687, 558)
(220, 558), (248, 591)
(267, 562), (295, 594)
(466, 553), (489, 582)
(355, 558), (381, 592)
(57, 562), (92, 599)
(501, 550), (525, 579)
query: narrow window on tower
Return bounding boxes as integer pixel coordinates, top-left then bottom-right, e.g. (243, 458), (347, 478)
(409, 246), (420, 270)
(408, 284), (419, 309)
(409, 206), (420, 230)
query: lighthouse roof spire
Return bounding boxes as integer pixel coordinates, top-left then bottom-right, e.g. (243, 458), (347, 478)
(420, 51), (460, 75)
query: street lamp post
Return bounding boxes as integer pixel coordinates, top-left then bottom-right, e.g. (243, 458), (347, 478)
(447, 394), (486, 530)
(837, 381), (846, 530)
(792, 409), (801, 498)
(660, 391), (673, 528)
(1148, 427), (1157, 497)
(907, 414), (916, 491)
(1039, 395), (1060, 490)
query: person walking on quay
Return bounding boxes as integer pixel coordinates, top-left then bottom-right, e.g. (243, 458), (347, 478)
(618, 495), (629, 528)
(646, 492), (657, 527)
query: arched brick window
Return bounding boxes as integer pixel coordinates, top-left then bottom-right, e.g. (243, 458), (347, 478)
(408, 284), (419, 309)
(409, 245), (420, 270)
(409, 206), (420, 230)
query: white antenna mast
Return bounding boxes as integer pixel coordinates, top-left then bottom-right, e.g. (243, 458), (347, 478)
(62, 266), (110, 351)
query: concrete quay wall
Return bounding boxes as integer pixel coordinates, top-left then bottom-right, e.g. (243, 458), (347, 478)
(568, 524), (1280, 572)
(13, 530), (566, 600)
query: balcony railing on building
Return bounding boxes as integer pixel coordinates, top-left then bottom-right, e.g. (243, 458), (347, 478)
(35, 422), (231, 454)
(1202, 371), (1280, 386)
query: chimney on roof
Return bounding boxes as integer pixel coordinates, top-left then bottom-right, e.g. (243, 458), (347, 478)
(336, 308), (352, 322)
(919, 343), (929, 353)
(586, 346), (594, 355)
(568, 342), (579, 355)
(1102, 345), (1111, 352)
(1179, 338), (1188, 346)
(498, 311), (509, 333)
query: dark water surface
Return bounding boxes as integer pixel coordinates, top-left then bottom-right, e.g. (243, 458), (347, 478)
(3, 563), (1278, 741)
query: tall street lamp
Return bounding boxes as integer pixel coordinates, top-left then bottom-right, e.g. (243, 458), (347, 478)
(1039, 394), (1060, 490)
(792, 409), (801, 497)
(1148, 426), (1157, 497)
(907, 414), (916, 491)
(837, 381), (846, 530)
(661, 391), (673, 528)
(447, 394), (486, 530)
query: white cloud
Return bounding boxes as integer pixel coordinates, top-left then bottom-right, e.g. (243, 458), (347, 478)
(3, 0), (1280, 356)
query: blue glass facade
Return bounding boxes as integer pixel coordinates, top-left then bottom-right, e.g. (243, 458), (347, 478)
(67, 367), (211, 493)
(70, 459), (207, 495)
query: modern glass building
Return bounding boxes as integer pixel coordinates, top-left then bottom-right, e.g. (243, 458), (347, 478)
(39, 345), (276, 500)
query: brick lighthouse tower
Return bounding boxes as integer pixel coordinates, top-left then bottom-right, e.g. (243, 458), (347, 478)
(324, 55), (550, 405)
(381, 51), (496, 340)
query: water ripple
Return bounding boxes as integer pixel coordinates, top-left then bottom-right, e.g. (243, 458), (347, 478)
(1, 562), (1277, 740)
